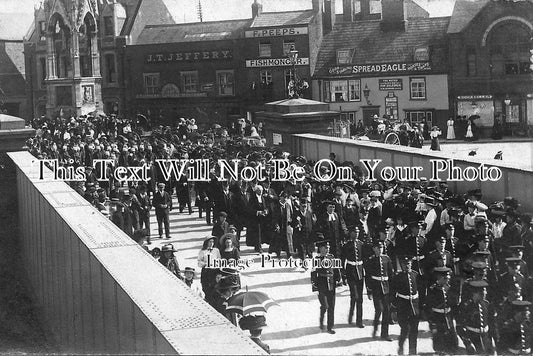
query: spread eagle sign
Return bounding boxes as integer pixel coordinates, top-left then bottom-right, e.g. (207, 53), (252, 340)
(224, 288), (279, 316)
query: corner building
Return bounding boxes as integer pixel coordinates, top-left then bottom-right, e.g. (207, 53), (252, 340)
(312, 0), (450, 130)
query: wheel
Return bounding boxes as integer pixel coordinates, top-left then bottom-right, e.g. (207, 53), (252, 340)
(384, 132), (400, 145)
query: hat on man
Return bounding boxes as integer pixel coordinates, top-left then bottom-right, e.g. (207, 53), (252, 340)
(184, 267), (195, 273)
(158, 182), (166, 187)
(468, 280), (489, 289)
(161, 244), (176, 253)
(511, 300), (532, 311)
(509, 245), (525, 252)
(218, 211), (228, 218)
(433, 266), (451, 275)
(506, 257), (522, 266)
(471, 261), (488, 270)
(370, 190), (381, 198)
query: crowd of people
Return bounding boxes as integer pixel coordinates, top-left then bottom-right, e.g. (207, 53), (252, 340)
(26, 112), (533, 355)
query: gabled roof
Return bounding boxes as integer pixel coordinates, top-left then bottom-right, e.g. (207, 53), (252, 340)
(0, 13), (34, 41)
(447, 0), (490, 34)
(135, 19), (252, 45)
(250, 10), (315, 28)
(314, 17), (450, 77)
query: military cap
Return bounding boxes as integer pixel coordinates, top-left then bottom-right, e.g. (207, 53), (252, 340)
(157, 182), (166, 187)
(511, 300), (532, 311)
(433, 267), (451, 275)
(315, 232), (325, 240)
(398, 255), (414, 263)
(506, 257), (522, 266)
(509, 245), (525, 252)
(471, 261), (488, 269)
(218, 211), (228, 218)
(468, 280), (489, 289)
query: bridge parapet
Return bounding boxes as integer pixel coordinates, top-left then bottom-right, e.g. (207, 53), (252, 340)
(7, 151), (265, 355)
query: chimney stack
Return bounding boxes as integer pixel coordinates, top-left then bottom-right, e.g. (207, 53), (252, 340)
(252, 0), (263, 18)
(381, 0), (407, 31)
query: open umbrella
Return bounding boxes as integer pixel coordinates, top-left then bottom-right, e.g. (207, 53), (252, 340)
(224, 289), (279, 316)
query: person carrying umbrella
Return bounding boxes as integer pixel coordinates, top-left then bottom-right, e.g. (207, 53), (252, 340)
(239, 315), (270, 354)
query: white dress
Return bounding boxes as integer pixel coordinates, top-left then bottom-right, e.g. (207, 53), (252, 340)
(466, 122), (473, 138)
(446, 119), (455, 140)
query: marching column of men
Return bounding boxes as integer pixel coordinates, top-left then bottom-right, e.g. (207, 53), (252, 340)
(307, 184), (533, 355)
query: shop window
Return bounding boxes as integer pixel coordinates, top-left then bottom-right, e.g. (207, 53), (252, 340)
(260, 70), (272, 85)
(143, 73), (160, 95)
(217, 70), (234, 96)
(259, 42), (271, 58)
(323, 79), (361, 102)
(409, 77), (426, 100)
(283, 41), (295, 56)
(181, 71), (198, 93)
(103, 16), (114, 36)
(405, 111), (433, 127)
(104, 53), (116, 84)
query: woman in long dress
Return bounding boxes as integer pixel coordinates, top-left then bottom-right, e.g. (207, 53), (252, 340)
(446, 117), (456, 140)
(465, 120), (474, 141)
(430, 126), (442, 151)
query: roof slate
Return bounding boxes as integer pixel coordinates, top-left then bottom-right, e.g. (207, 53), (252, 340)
(249, 10), (315, 28)
(447, 0), (490, 34)
(313, 17), (450, 77)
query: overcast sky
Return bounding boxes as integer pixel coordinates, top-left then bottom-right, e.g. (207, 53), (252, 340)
(6, 0), (456, 23)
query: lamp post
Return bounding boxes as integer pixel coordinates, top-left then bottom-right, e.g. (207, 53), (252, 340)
(287, 45), (299, 98)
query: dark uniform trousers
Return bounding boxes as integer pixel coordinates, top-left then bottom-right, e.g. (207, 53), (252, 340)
(391, 271), (420, 355)
(341, 240), (365, 325)
(313, 255), (340, 331)
(426, 284), (459, 354)
(365, 255), (393, 338)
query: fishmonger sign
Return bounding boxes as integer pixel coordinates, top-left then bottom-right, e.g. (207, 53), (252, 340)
(246, 57), (309, 67)
(328, 62), (431, 76)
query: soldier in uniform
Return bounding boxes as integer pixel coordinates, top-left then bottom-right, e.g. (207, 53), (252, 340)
(390, 256), (420, 355)
(426, 266), (459, 354)
(365, 240), (393, 341)
(311, 239), (341, 334)
(444, 224), (461, 276)
(425, 235), (453, 283)
(508, 245), (529, 278)
(340, 227), (366, 327)
(500, 257), (527, 302)
(499, 300), (532, 355)
(457, 280), (496, 354)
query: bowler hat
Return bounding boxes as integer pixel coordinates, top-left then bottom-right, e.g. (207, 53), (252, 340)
(161, 244), (176, 253)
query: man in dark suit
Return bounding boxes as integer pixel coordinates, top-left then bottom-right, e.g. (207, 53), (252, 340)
(134, 185), (152, 243)
(152, 182), (172, 239)
(270, 192), (294, 258)
(320, 201), (348, 258)
(213, 181), (233, 223)
(248, 185), (269, 253)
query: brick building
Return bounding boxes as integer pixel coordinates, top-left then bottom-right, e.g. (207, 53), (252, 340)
(0, 13), (33, 118)
(312, 0), (451, 131)
(447, 0), (533, 136)
(24, 0), (174, 119)
(125, 19), (249, 126)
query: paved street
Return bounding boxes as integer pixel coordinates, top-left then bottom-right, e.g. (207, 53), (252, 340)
(426, 141), (533, 170)
(146, 200), (459, 355)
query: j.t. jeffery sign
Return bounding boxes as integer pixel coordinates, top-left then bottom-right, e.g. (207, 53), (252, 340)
(328, 62), (431, 76)
(146, 50), (232, 63)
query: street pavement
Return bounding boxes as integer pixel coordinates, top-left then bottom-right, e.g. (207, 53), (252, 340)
(146, 201), (464, 355)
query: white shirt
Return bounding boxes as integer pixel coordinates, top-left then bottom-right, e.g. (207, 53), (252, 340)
(197, 247), (221, 268)
(492, 221), (507, 239)
(423, 209), (437, 236)
(328, 213), (336, 222)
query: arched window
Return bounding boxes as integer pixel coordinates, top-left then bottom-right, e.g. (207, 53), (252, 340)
(80, 13), (96, 77)
(488, 21), (532, 76)
(49, 14), (71, 78)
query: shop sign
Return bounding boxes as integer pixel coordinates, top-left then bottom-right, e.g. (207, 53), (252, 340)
(146, 50), (232, 63)
(457, 95), (493, 100)
(379, 78), (403, 91)
(328, 62), (431, 76)
(245, 26), (308, 38)
(246, 57), (309, 67)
